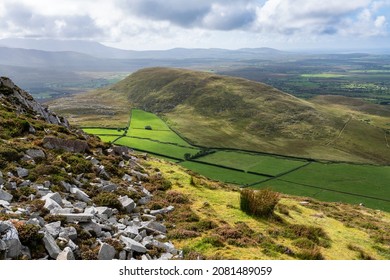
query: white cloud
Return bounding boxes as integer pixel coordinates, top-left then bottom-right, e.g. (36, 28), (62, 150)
(253, 0), (388, 36)
(0, 0), (388, 49)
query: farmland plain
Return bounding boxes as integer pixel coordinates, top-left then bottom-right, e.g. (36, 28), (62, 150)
(84, 109), (390, 212)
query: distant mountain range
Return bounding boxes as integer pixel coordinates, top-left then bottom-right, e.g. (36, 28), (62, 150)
(0, 38), (288, 60)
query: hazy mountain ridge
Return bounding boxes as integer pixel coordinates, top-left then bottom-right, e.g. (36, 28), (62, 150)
(0, 38), (288, 59)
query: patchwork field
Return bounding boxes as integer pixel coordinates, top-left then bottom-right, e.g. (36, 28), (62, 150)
(127, 110), (191, 146)
(195, 151), (307, 176)
(115, 137), (200, 160)
(180, 161), (269, 185)
(83, 109), (390, 212)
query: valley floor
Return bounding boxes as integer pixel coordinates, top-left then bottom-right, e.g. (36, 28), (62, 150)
(82, 109), (390, 212)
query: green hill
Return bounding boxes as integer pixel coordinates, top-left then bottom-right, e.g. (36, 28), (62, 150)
(2, 77), (390, 260)
(50, 67), (390, 164)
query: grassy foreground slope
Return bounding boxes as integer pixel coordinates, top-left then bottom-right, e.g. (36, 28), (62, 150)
(147, 158), (390, 260)
(50, 67), (390, 164)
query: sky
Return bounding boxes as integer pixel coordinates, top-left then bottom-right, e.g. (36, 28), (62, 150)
(0, 0), (389, 50)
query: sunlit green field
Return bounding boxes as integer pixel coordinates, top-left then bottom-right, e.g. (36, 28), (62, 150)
(115, 136), (200, 160)
(180, 161), (268, 185)
(195, 150), (307, 176)
(83, 128), (125, 136)
(83, 109), (390, 212)
(253, 163), (390, 211)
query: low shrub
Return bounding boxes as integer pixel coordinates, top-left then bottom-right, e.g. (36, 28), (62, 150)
(43, 214), (67, 224)
(292, 238), (317, 250)
(11, 186), (37, 202)
(296, 247), (324, 260)
(166, 191), (190, 204)
(202, 234), (225, 247)
(240, 188), (280, 218)
(287, 224), (329, 245)
(62, 154), (93, 174)
(0, 145), (21, 167)
(347, 244), (375, 260)
(13, 222), (43, 245)
(92, 192), (122, 210)
(167, 229), (201, 239)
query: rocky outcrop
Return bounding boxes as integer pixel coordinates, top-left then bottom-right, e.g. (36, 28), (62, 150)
(0, 146), (180, 260)
(0, 77), (181, 260)
(0, 77), (69, 128)
(42, 137), (89, 153)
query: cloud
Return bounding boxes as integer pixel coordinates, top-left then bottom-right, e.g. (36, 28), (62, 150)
(0, 0), (388, 50)
(254, 0), (388, 36)
(0, 1), (105, 39)
(120, 0), (257, 30)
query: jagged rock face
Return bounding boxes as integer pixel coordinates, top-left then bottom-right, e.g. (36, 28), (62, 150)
(0, 77), (69, 128)
(0, 77), (181, 260)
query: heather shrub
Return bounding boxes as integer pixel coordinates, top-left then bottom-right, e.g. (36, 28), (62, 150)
(92, 192), (122, 210)
(240, 188), (280, 218)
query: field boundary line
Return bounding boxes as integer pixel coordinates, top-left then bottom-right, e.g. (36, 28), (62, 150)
(244, 162), (312, 187)
(119, 135), (198, 149)
(326, 116), (352, 146)
(190, 159), (274, 178)
(277, 179), (390, 203)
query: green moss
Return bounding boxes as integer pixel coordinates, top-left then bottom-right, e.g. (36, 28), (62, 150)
(11, 186), (37, 202)
(0, 145), (21, 167)
(62, 153), (93, 174)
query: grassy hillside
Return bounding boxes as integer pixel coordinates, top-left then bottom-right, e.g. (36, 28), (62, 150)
(49, 67), (390, 164)
(147, 158), (390, 260)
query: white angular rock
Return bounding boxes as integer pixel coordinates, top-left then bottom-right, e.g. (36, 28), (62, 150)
(159, 253), (173, 260)
(56, 247), (75, 260)
(61, 227), (77, 240)
(42, 192), (63, 206)
(137, 196), (151, 205)
(67, 239), (79, 251)
(124, 225), (139, 238)
(0, 190), (13, 203)
(26, 149), (46, 159)
(118, 196), (135, 213)
(120, 235), (147, 253)
(16, 167), (29, 178)
(44, 221), (61, 238)
(50, 208), (72, 215)
(98, 243), (116, 260)
(142, 214), (156, 221)
(150, 205), (174, 215)
(96, 207), (113, 217)
(43, 198), (62, 211)
(134, 234), (143, 243)
(70, 187), (91, 203)
(84, 206), (97, 215)
(102, 184), (117, 192)
(73, 201), (87, 210)
(57, 213), (93, 223)
(0, 221), (21, 259)
(82, 221), (102, 237)
(142, 221), (167, 234)
(42, 232), (61, 259)
(0, 200), (10, 207)
(119, 250), (127, 260)
(122, 174), (132, 182)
